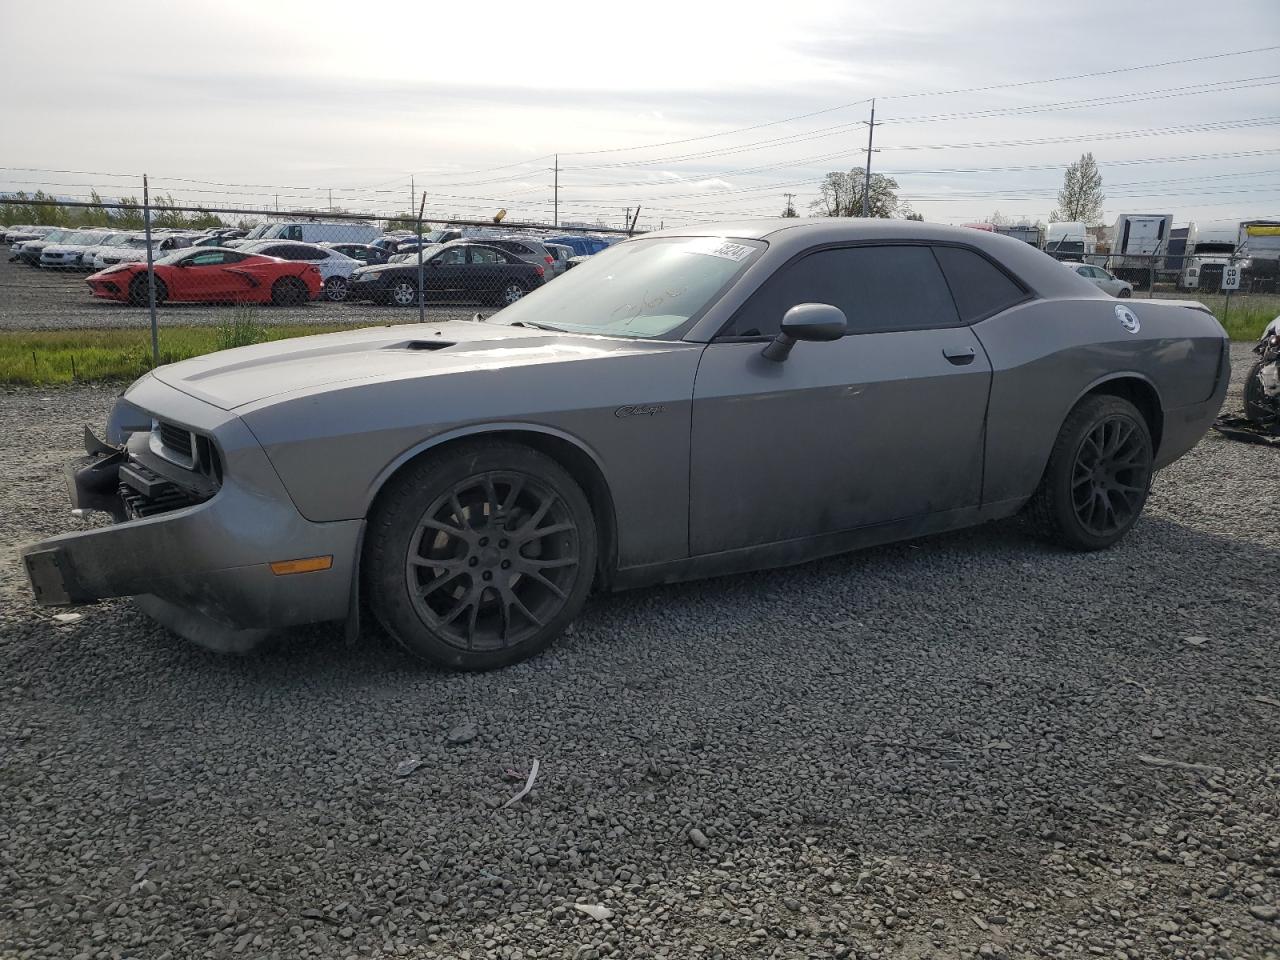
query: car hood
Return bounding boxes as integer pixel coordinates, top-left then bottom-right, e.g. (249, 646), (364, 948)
(150, 321), (696, 411)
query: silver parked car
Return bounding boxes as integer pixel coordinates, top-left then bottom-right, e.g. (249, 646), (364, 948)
(1066, 261), (1133, 298)
(21, 220), (1228, 670)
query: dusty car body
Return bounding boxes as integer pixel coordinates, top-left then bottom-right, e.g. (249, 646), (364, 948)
(21, 219), (1230, 669)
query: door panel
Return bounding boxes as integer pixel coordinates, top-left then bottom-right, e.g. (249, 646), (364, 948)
(689, 329), (992, 556)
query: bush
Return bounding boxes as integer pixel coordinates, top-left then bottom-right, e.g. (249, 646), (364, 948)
(214, 307), (269, 351)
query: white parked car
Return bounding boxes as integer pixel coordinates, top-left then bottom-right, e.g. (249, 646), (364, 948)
(40, 230), (113, 269)
(1065, 261), (1133, 298)
(238, 240), (360, 301)
(79, 232), (135, 270)
(95, 233), (193, 267)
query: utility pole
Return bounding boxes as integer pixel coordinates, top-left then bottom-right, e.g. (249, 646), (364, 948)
(328, 188), (333, 213)
(142, 174), (158, 365)
(783, 192), (796, 217)
(625, 207), (631, 231)
(552, 154), (560, 228)
(410, 175), (415, 224)
(861, 99), (879, 217)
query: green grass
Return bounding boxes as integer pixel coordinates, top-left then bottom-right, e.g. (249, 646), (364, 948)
(1, 292), (1275, 387)
(0, 322), (363, 386)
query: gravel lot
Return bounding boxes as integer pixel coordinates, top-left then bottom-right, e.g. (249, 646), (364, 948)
(0, 256), (477, 330)
(1, 345), (1277, 960)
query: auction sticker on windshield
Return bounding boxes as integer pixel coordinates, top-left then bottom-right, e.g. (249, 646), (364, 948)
(682, 238), (755, 262)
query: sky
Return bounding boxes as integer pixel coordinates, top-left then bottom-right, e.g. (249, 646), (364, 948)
(2, 0), (1279, 231)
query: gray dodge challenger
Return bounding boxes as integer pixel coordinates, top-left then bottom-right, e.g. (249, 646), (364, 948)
(21, 219), (1229, 669)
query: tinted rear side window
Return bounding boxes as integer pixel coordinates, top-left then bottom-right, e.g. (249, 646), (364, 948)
(724, 244), (959, 338)
(932, 245), (1028, 322)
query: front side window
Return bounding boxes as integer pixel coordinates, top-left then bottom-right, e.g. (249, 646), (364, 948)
(186, 251), (228, 266)
(722, 245), (958, 339)
(436, 248), (466, 265)
(284, 225), (302, 240)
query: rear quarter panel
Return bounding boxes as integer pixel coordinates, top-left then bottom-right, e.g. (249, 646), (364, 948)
(975, 297), (1226, 505)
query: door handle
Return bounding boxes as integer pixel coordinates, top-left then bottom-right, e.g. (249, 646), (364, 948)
(943, 346), (976, 366)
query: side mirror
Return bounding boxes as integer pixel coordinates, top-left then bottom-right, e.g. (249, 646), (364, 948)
(761, 302), (847, 362)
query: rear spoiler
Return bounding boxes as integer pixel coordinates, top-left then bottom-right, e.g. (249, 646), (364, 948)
(1144, 298), (1214, 316)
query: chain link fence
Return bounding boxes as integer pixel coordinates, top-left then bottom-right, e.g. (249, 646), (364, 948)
(1, 192), (641, 365)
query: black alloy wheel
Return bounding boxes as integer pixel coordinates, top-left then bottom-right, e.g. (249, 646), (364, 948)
(1069, 414), (1151, 538)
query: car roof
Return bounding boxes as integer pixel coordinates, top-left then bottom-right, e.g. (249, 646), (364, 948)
(641, 218), (1095, 297)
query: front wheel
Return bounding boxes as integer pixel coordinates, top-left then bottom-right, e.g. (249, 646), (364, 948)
(1025, 395), (1153, 551)
(323, 275), (349, 302)
(128, 274), (167, 306)
(364, 440), (597, 670)
(389, 279), (417, 307)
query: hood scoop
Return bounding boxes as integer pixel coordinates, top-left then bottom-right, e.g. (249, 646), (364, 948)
(395, 339), (457, 351)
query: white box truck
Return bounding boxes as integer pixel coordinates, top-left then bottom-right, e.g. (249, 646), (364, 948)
(1179, 221), (1237, 292)
(1109, 214), (1172, 288)
(1044, 221), (1096, 260)
(229, 220), (381, 247)
(1240, 220), (1280, 292)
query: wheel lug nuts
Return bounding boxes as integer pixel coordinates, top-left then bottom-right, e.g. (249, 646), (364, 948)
(482, 571), (493, 581)
(468, 557), (478, 567)
(501, 560), (511, 569)
(479, 537), (489, 547)
(499, 539), (508, 548)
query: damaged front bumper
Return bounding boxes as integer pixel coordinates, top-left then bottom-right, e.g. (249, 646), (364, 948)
(20, 375), (362, 652)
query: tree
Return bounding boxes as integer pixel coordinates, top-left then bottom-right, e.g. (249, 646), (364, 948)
(903, 211), (924, 221)
(1049, 152), (1104, 224)
(781, 195), (798, 218)
(809, 171), (912, 219)
(985, 210), (1009, 227)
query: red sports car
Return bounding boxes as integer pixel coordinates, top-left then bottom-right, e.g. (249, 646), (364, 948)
(86, 247), (323, 306)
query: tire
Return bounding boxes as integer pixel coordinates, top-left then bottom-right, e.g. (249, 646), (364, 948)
(1024, 394), (1153, 551)
(389, 279), (417, 307)
(127, 274), (167, 307)
(271, 276), (309, 307)
(323, 275), (349, 302)
(364, 440), (598, 670)
(1117, 288), (1132, 298)
(1243, 358), (1278, 425)
(497, 281), (527, 307)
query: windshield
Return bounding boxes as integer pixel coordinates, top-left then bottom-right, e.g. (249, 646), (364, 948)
(155, 248), (192, 264)
(242, 223), (272, 240)
(66, 231), (104, 244)
(42, 230), (68, 242)
(489, 236), (763, 338)
(422, 230), (454, 243)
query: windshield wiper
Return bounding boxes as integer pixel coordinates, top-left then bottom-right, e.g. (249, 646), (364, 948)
(505, 320), (563, 332)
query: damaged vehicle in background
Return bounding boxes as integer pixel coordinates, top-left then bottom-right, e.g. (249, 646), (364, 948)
(21, 220), (1229, 671)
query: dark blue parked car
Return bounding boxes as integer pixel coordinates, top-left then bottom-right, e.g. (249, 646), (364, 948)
(545, 235), (611, 256)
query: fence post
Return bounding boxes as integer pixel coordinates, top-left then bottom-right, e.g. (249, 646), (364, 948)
(1148, 255), (1154, 299)
(416, 191), (427, 325)
(143, 175), (159, 365)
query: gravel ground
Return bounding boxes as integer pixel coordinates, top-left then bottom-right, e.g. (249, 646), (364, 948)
(0, 256), (477, 330)
(0, 345), (1277, 960)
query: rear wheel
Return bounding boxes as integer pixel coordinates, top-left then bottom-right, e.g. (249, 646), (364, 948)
(390, 279), (417, 307)
(271, 276), (309, 306)
(365, 440), (597, 670)
(323, 275), (349, 302)
(1025, 395), (1153, 551)
(127, 274), (167, 306)
(492, 281), (526, 307)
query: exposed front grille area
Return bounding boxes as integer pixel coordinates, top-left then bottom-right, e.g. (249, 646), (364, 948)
(158, 421), (193, 459)
(118, 461), (203, 518)
(1199, 264), (1224, 289)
